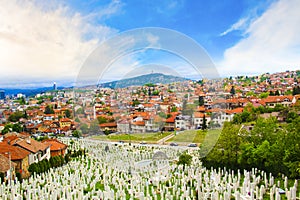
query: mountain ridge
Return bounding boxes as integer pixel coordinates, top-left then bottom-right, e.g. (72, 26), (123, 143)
(98, 73), (188, 88)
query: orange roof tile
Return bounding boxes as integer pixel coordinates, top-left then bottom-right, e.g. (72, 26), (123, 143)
(231, 107), (244, 113)
(166, 115), (176, 123)
(99, 122), (117, 127)
(60, 118), (71, 122)
(264, 95), (293, 103)
(14, 138), (49, 153)
(193, 112), (205, 118)
(0, 142), (30, 160)
(132, 121), (145, 126)
(42, 139), (67, 151)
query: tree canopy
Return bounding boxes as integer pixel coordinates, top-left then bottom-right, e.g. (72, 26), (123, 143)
(202, 117), (300, 178)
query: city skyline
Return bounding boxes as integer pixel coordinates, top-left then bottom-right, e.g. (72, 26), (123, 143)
(0, 0), (300, 88)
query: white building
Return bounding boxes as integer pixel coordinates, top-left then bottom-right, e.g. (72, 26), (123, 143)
(14, 138), (50, 165)
(193, 112), (211, 129)
(175, 115), (191, 130)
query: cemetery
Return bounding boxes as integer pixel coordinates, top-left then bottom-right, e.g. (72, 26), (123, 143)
(0, 138), (299, 199)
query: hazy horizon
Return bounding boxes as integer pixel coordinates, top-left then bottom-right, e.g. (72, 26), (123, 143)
(1, 0), (300, 88)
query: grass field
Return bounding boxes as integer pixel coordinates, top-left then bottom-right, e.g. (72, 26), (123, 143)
(92, 132), (172, 143)
(167, 129), (222, 145)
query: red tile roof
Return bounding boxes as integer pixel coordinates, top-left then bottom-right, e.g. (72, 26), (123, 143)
(0, 142), (30, 160)
(60, 118), (71, 122)
(231, 107), (244, 113)
(165, 115), (176, 123)
(263, 95), (294, 103)
(42, 139), (67, 151)
(99, 122), (117, 128)
(193, 112), (205, 118)
(14, 138), (49, 153)
(132, 121), (145, 126)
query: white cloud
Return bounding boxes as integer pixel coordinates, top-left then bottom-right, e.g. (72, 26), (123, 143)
(0, 0), (120, 87)
(218, 0), (300, 76)
(220, 17), (249, 36)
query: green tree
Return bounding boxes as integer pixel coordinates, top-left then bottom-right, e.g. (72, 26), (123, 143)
(97, 116), (107, 124)
(202, 122), (241, 169)
(65, 109), (71, 118)
(2, 123), (23, 133)
(202, 115), (207, 130)
(283, 119), (300, 178)
(90, 120), (100, 134)
(28, 163), (38, 174)
(80, 124), (89, 134)
(72, 130), (82, 138)
(250, 117), (278, 145)
(292, 86), (300, 95)
(12, 123), (23, 132)
(177, 152), (192, 167)
(44, 105), (54, 114)
(286, 111), (299, 123)
(104, 129), (110, 135)
(19, 97), (26, 105)
(132, 99), (140, 106)
(152, 90), (159, 96)
(171, 106), (178, 112)
(246, 91), (256, 97)
(230, 86), (235, 96)
(8, 111), (25, 122)
(199, 96), (204, 106)
(259, 92), (269, 99)
(158, 112), (167, 119)
(75, 117), (81, 123)
(0, 172), (4, 183)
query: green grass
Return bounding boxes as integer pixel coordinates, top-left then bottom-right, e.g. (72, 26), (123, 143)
(92, 132), (172, 143)
(95, 182), (104, 191)
(167, 129), (222, 145)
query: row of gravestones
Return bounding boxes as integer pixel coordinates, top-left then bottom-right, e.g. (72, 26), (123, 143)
(0, 138), (298, 200)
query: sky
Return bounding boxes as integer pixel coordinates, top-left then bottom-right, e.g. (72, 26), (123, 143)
(0, 0), (299, 88)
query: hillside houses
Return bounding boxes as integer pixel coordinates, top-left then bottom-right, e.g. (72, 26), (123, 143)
(0, 133), (68, 179)
(0, 70), (299, 137)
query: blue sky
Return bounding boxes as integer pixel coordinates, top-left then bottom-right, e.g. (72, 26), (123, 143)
(66, 0), (273, 60)
(0, 0), (299, 88)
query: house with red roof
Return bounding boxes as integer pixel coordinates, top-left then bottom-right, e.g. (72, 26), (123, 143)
(117, 119), (131, 133)
(42, 139), (68, 157)
(263, 95), (296, 108)
(164, 113), (177, 131)
(99, 122), (117, 133)
(13, 138), (50, 165)
(0, 142), (30, 178)
(131, 120), (146, 133)
(193, 112), (211, 129)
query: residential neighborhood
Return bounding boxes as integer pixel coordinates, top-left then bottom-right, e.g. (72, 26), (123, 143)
(0, 70), (300, 183)
(1, 70), (300, 137)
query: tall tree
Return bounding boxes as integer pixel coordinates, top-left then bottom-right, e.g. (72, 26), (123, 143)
(44, 105), (54, 114)
(230, 86), (236, 96)
(65, 109), (71, 118)
(202, 115), (207, 130)
(199, 96), (204, 106)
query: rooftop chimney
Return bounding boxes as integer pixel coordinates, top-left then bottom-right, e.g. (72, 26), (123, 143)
(26, 139), (31, 144)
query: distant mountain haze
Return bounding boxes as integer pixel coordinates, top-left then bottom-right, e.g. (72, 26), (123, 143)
(0, 73), (188, 96)
(98, 73), (188, 88)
